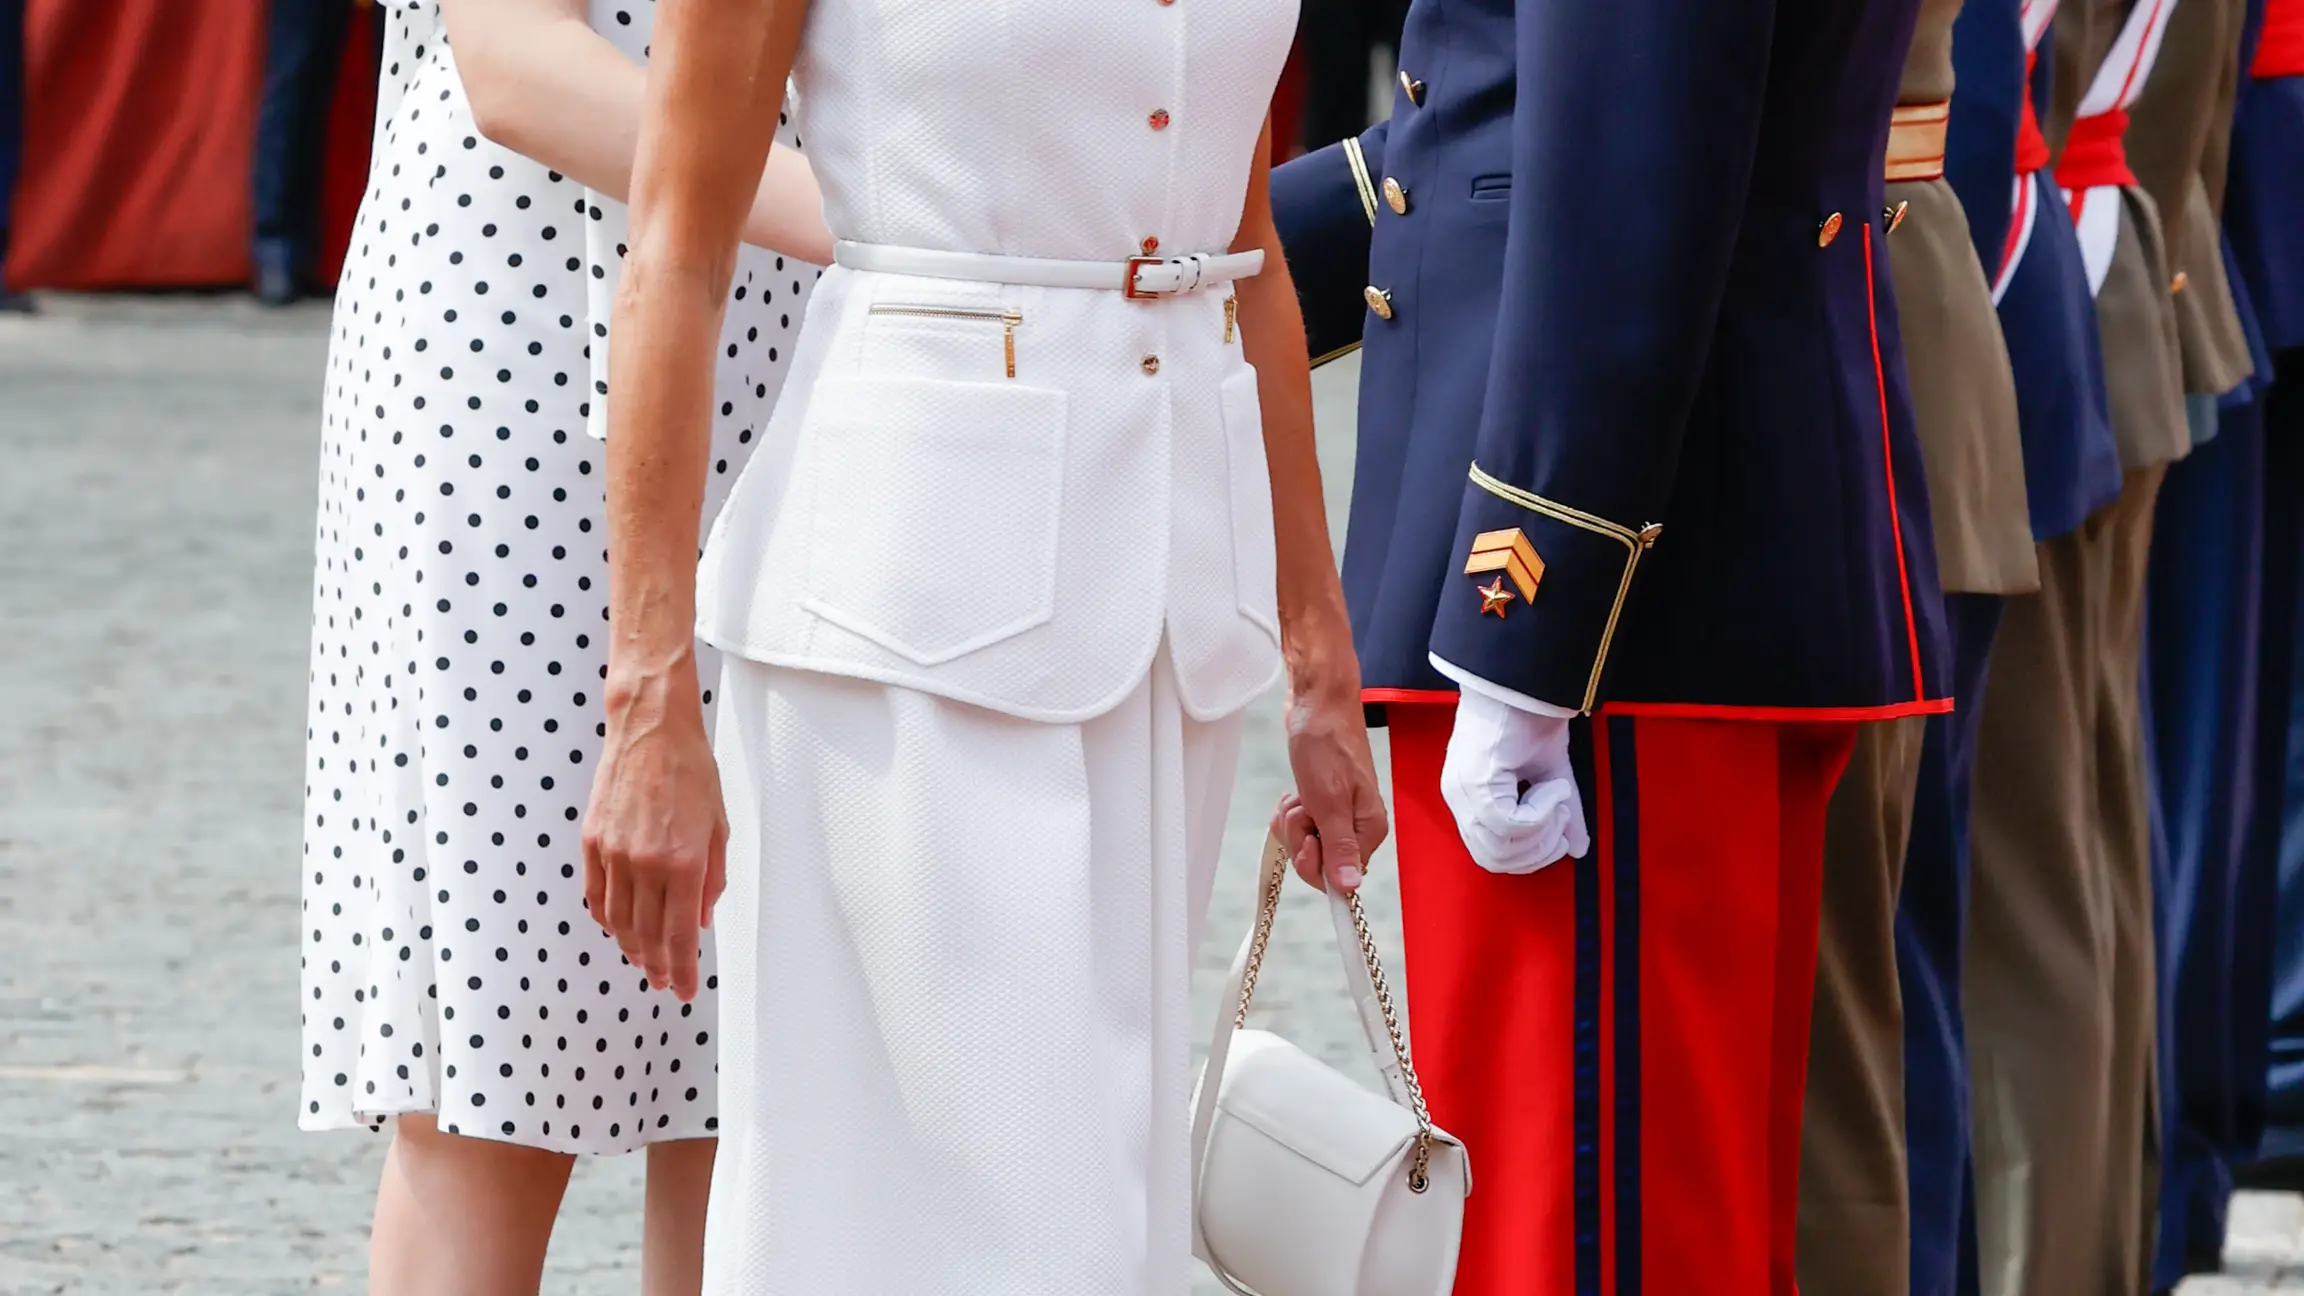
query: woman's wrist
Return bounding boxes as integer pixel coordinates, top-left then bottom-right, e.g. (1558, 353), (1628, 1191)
(1281, 599), (1362, 707)
(604, 639), (701, 718)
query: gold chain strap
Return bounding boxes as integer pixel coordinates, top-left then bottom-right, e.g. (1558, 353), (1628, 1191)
(1230, 841), (1438, 1192)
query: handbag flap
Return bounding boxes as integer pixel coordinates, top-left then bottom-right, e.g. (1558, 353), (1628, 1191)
(1215, 1030), (1423, 1187)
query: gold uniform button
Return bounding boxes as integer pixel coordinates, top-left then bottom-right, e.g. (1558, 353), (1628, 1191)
(1364, 285), (1394, 320)
(1149, 108), (1171, 131)
(1141, 355), (1162, 375)
(1399, 70), (1425, 106)
(1818, 211), (1844, 247)
(1382, 176), (1410, 215)
(1140, 235), (1160, 254)
(2171, 270), (2190, 294)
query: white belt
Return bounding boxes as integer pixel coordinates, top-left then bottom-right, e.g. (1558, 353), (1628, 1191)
(833, 240), (1263, 300)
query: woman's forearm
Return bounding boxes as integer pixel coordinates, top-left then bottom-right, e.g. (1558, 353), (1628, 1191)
(601, 256), (724, 708)
(442, 0), (833, 264)
(603, 0), (810, 707)
(1232, 137), (1358, 699)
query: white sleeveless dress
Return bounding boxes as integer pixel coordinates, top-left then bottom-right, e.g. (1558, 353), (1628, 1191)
(695, 0), (1294, 1287)
(297, 0), (815, 1155)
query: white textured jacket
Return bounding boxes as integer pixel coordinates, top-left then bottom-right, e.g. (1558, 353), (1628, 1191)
(692, 0), (1296, 724)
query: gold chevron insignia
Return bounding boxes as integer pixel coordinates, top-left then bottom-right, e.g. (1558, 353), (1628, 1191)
(1465, 528), (1545, 601)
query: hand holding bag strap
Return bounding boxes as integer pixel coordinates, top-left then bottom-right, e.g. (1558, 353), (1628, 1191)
(1190, 838), (1446, 1289)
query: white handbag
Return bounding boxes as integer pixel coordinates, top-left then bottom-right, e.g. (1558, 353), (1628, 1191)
(1190, 837), (1472, 1296)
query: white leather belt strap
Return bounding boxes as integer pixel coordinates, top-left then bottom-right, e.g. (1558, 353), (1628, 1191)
(834, 240), (1263, 299)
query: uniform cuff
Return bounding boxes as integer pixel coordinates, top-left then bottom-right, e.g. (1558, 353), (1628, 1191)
(1427, 463), (1662, 713)
(1429, 654), (1582, 718)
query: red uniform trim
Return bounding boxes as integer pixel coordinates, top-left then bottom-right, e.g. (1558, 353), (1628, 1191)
(2257, 0), (2304, 77)
(1863, 220), (1929, 702)
(2057, 108), (2138, 192)
(1362, 687), (1461, 705)
(1367, 693), (1955, 720)
(1597, 698), (1954, 722)
(2015, 54), (2053, 176)
(2000, 168), (2037, 281)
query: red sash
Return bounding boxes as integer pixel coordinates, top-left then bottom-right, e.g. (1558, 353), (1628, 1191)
(2015, 53), (2053, 176)
(2056, 107), (2136, 190)
(2258, 0), (2304, 78)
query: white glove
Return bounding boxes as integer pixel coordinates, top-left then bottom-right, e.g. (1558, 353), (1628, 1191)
(1437, 683), (1591, 875)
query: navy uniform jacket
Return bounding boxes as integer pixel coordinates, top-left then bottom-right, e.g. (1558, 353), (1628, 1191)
(1274, 0), (1950, 717)
(1947, 2), (2126, 541)
(2227, 0), (2304, 352)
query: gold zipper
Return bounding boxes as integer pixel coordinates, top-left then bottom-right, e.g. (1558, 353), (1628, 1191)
(1224, 293), (1239, 344)
(866, 303), (1024, 378)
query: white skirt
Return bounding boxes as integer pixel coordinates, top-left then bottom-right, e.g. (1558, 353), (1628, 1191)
(704, 644), (1242, 1293)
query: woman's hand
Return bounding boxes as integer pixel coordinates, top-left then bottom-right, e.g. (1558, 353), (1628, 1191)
(582, 658), (725, 1003)
(1271, 624), (1388, 894)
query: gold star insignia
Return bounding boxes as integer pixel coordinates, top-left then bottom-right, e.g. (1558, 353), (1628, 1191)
(1478, 577), (1516, 618)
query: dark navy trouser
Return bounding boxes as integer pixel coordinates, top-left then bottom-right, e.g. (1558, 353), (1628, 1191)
(1, 0), (25, 268)
(252, 0), (372, 270)
(1897, 593), (2003, 1296)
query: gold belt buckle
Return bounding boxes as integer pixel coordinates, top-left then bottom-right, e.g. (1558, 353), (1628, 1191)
(1123, 255), (1168, 301)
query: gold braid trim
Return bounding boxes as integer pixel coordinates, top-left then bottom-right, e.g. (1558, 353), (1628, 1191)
(1467, 463), (1662, 712)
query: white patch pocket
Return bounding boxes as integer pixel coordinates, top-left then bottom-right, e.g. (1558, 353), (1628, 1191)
(1220, 367), (1280, 637)
(799, 375), (1069, 666)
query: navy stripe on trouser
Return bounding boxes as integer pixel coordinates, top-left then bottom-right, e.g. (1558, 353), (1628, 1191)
(1896, 593), (2005, 1296)
(1570, 715), (1644, 1295)
(1573, 717), (1604, 1296)
(1609, 716), (1642, 1296)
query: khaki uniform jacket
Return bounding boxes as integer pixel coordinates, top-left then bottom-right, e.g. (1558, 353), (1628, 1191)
(1891, 0), (2038, 595)
(2126, 0), (2255, 396)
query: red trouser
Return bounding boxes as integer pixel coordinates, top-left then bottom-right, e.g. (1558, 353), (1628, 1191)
(1388, 702), (1858, 1296)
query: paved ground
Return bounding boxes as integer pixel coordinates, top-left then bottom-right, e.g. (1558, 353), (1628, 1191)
(0, 294), (2287, 1293)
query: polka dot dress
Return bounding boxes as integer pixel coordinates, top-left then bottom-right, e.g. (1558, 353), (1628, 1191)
(299, 1), (816, 1156)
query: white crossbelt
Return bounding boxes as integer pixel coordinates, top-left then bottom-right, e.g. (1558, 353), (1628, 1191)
(833, 240), (1263, 298)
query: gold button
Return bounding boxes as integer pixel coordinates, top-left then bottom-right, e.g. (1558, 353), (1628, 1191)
(1141, 355), (1161, 375)
(2171, 270), (2190, 294)
(1817, 212), (1844, 247)
(1885, 200), (1909, 234)
(1149, 108), (1171, 131)
(1382, 177), (1409, 215)
(1399, 70), (1424, 106)
(1140, 235), (1160, 254)
(1364, 285), (1394, 321)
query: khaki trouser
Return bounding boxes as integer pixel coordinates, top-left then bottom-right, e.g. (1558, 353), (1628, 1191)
(1797, 717), (1930, 1296)
(1965, 467), (2165, 1296)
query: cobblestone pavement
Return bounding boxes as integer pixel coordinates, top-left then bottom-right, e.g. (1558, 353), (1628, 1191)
(0, 295), (2286, 1293)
